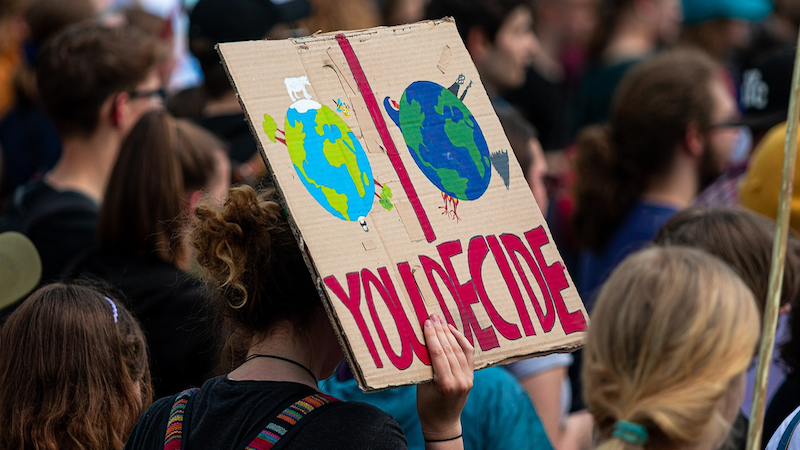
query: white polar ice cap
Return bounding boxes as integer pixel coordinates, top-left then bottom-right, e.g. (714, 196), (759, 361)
(290, 99), (321, 114)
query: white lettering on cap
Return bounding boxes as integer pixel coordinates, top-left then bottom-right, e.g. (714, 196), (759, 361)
(741, 68), (769, 110)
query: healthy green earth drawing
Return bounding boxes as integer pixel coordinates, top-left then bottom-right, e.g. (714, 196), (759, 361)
(262, 76), (393, 228)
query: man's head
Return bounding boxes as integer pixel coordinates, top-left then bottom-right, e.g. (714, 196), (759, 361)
(426, 0), (537, 93)
(572, 49), (736, 250)
(36, 23), (161, 140)
(609, 49), (734, 188)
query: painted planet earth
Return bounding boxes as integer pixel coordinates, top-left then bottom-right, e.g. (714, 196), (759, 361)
(285, 99), (374, 221)
(384, 80), (491, 201)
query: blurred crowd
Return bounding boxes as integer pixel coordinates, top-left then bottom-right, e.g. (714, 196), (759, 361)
(2, 0), (800, 449)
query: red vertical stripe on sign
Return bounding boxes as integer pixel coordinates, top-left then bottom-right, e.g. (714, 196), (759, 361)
(335, 34), (436, 243)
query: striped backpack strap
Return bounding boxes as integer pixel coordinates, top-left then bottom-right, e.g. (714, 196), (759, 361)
(244, 393), (340, 450)
(164, 387), (200, 450)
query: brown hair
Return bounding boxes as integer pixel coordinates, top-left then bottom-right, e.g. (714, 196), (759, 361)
(36, 22), (158, 138)
(0, 283), (152, 450)
(584, 246), (759, 450)
(497, 107), (537, 181)
(572, 49), (719, 251)
(654, 207), (800, 313)
(190, 185), (322, 367)
(98, 110), (221, 264)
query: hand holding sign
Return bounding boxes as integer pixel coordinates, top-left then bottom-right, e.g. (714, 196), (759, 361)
(417, 314), (473, 447)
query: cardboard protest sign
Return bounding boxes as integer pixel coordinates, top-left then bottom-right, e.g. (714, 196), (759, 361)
(217, 18), (588, 391)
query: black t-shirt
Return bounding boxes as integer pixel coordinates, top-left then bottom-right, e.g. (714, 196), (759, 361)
(0, 180), (97, 283)
(125, 376), (407, 449)
(69, 250), (219, 399)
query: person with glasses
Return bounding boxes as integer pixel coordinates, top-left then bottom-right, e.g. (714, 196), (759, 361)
(572, 49), (739, 310)
(0, 23), (162, 287)
(566, 50), (739, 414)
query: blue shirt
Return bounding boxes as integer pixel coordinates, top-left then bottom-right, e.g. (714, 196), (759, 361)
(578, 202), (679, 309)
(321, 367), (553, 450)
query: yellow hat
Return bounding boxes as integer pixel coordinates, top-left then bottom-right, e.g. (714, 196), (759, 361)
(739, 122), (800, 232)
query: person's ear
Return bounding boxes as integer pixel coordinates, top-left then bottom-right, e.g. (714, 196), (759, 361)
(110, 92), (129, 128)
(466, 26), (491, 63)
(683, 122), (705, 158)
(187, 190), (204, 216)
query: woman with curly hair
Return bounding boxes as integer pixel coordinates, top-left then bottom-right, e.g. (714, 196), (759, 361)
(0, 283), (152, 449)
(124, 185), (474, 449)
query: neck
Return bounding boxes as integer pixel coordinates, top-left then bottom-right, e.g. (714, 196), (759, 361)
(228, 324), (321, 389)
(641, 153), (699, 209)
(604, 18), (656, 62)
(46, 129), (121, 203)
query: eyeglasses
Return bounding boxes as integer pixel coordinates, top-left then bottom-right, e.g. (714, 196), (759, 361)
(710, 114), (744, 129)
(127, 87), (167, 105)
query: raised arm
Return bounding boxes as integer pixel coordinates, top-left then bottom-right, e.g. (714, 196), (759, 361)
(417, 314), (474, 450)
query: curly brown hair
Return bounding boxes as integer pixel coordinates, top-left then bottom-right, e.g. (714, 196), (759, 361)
(189, 185), (322, 368)
(0, 283), (152, 450)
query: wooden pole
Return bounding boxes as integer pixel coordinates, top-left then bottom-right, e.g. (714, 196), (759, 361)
(745, 32), (800, 450)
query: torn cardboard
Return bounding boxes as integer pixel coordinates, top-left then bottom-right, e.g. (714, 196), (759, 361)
(217, 18), (588, 391)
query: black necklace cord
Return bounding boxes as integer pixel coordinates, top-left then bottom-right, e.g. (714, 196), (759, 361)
(243, 353), (318, 383)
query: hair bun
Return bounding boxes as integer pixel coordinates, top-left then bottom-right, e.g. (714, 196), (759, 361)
(191, 185), (284, 309)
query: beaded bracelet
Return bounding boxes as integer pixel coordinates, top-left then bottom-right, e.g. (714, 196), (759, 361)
(423, 433), (463, 443)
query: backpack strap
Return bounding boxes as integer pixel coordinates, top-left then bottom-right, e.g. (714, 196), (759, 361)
(244, 393), (340, 450)
(164, 387), (200, 450)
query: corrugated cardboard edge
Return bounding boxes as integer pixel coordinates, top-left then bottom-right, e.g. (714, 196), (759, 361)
(290, 17), (455, 44)
(215, 41), (375, 392)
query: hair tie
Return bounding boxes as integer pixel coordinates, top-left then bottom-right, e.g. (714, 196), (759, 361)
(613, 420), (648, 445)
(104, 296), (119, 323)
